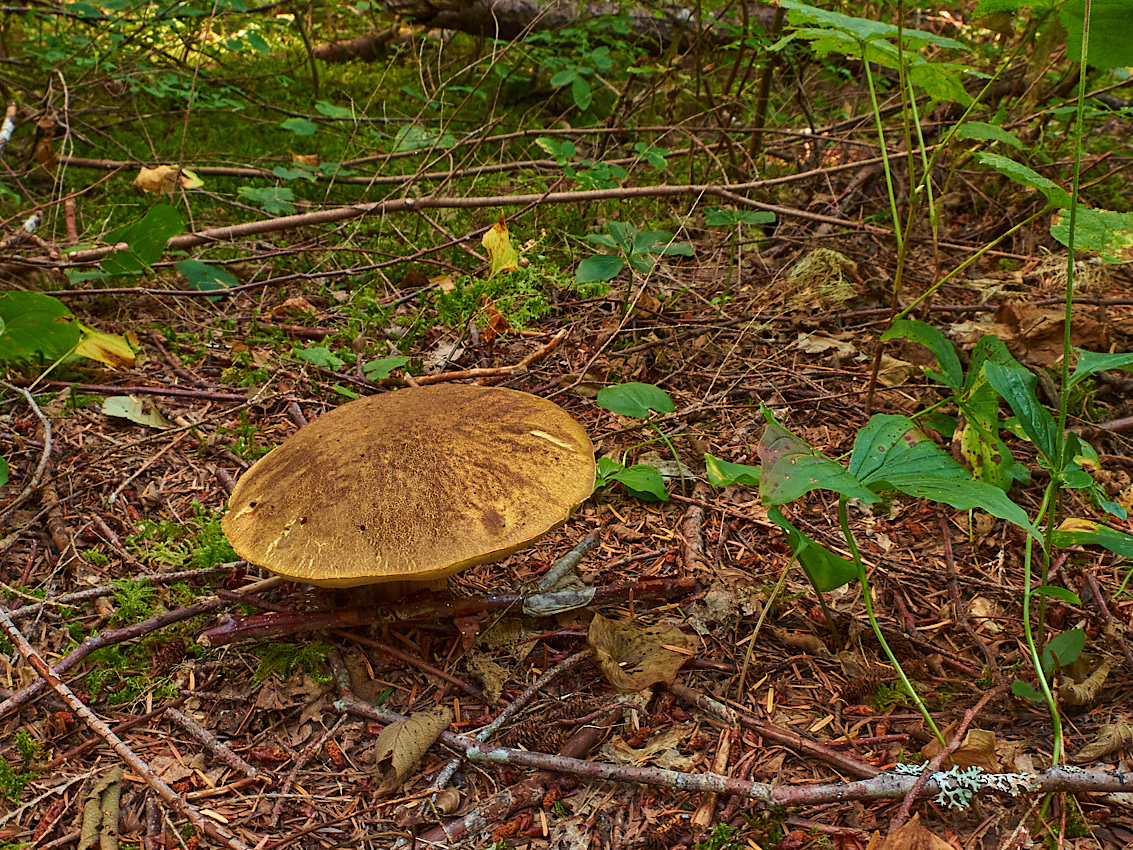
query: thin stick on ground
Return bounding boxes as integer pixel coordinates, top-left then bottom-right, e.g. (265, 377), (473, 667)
(0, 607), (253, 850)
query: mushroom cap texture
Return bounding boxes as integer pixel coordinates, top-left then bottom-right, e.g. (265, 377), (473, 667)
(222, 384), (595, 588)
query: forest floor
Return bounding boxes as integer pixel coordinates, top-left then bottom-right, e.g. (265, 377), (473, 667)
(2, 13), (1133, 850)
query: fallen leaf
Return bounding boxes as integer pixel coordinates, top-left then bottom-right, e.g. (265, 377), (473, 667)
(290, 151), (320, 166)
(481, 213), (519, 278)
(923, 726), (999, 771)
(132, 165), (204, 194)
(1069, 721), (1133, 763)
(102, 396), (174, 430)
(74, 324), (136, 368)
(372, 708), (453, 796)
(796, 332), (855, 355)
(588, 612), (696, 692)
(875, 813), (952, 849)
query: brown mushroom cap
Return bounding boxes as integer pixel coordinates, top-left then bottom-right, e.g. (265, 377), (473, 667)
(222, 384), (595, 588)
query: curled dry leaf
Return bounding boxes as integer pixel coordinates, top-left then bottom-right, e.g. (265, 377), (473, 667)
(1068, 721), (1133, 763)
(75, 325), (136, 369)
(922, 725), (998, 772)
(874, 813), (952, 850)
(372, 707), (453, 796)
(587, 612), (696, 693)
(1059, 658), (1112, 706)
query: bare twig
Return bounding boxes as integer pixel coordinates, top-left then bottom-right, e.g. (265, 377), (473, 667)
(0, 607), (253, 850)
(0, 381), (53, 530)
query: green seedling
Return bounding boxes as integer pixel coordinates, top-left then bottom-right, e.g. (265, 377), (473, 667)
(594, 382), (679, 501)
(536, 137), (627, 190)
(574, 222), (693, 305)
(704, 208), (776, 305)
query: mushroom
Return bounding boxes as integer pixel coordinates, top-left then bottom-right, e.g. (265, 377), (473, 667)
(222, 384), (595, 590)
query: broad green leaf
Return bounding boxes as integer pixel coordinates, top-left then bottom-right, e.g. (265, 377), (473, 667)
(881, 319), (963, 390)
(983, 361), (1058, 464)
(281, 117), (317, 136)
(597, 382), (674, 418)
(965, 334), (1019, 392)
(768, 507), (859, 592)
(704, 454), (761, 488)
(957, 121), (1023, 148)
(294, 346), (344, 369)
(848, 415), (1039, 537)
(610, 464), (669, 501)
(102, 204), (184, 275)
(362, 356), (410, 380)
(575, 255), (624, 284)
(246, 31), (270, 53)
(571, 75), (592, 111)
(604, 222), (638, 252)
(758, 419), (878, 505)
(1011, 679), (1043, 702)
(174, 259), (237, 293)
(594, 456), (624, 488)
(1033, 585), (1082, 605)
(782, 0), (965, 50)
(1062, 0), (1133, 69)
(272, 166), (318, 182)
(238, 186), (296, 215)
(975, 152), (1071, 207)
(0, 456), (7, 487)
(1043, 629), (1085, 674)
(909, 61), (974, 106)
(315, 101), (354, 119)
(1050, 208), (1133, 264)
(1068, 349), (1133, 391)
(705, 208), (776, 227)
(549, 69), (576, 87)
(1053, 518), (1133, 558)
(0, 291), (80, 362)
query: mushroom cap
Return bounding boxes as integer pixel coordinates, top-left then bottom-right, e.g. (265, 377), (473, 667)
(222, 384), (595, 588)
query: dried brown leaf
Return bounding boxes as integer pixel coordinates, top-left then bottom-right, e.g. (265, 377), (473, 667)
(588, 612), (695, 693)
(373, 708), (453, 796)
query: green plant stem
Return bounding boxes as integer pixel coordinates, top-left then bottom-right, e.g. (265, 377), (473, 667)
(863, 60), (903, 254)
(1022, 484), (1063, 765)
(838, 499), (944, 745)
(648, 420), (688, 496)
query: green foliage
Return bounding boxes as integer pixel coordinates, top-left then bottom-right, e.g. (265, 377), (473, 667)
(692, 823), (742, 850)
(84, 645), (179, 707)
(576, 222), (694, 287)
(593, 383), (679, 501)
(109, 578), (159, 627)
(0, 754), (36, 804)
(0, 291), (80, 364)
(252, 641), (333, 687)
(215, 413), (272, 460)
(125, 503), (238, 569)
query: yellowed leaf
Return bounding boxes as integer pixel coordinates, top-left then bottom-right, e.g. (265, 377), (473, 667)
(74, 324), (135, 368)
(132, 166), (180, 195)
(480, 213), (519, 279)
(290, 151), (320, 166)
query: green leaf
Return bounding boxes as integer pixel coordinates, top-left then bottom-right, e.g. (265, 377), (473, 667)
(238, 186), (296, 215)
(174, 259), (237, 293)
(1062, 0), (1133, 69)
(362, 356), (410, 380)
(272, 166), (318, 182)
(0, 456), (7, 487)
(246, 30), (270, 53)
(294, 346), (344, 370)
(956, 121), (1023, 148)
(1050, 208), (1133, 264)
(1011, 679), (1043, 702)
(704, 454), (761, 488)
(975, 152), (1071, 207)
(848, 415), (1039, 537)
(0, 291), (80, 362)
(549, 69), (576, 87)
(782, 0), (965, 50)
(594, 456), (624, 488)
(604, 222), (638, 252)
(597, 382), (675, 418)
(705, 208), (776, 227)
(1043, 629), (1085, 674)
(881, 319), (963, 390)
(983, 361), (1058, 464)
(768, 507), (859, 592)
(101, 204), (184, 275)
(281, 117), (318, 136)
(571, 75), (592, 111)
(1068, 349), (1133, 391)
(757, 418), (878, 505)
(575, 255), (624, 284)
(315, 101), (355, 119)
(610, 464), (669, 501)
(1052, 519), (1133, 558)
(1033, 585), (1081, 605)
(333, 384), (360, 400)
